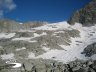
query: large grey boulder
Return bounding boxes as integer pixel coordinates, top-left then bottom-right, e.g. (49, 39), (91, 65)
(81, 43), (96, 57)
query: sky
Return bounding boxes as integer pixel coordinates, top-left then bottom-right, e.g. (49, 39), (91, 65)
(1, 0), (92, 23)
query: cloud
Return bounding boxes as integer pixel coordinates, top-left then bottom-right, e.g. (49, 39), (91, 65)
(4, 0), (16, 10)
(0, 0), (16, 18)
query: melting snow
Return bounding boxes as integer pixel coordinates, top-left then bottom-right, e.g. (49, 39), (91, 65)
(28, 52), (36, 59)
(12, 37), (37, 43)
(28, 40), (37, 43)
(33, 32), (47, 37)
(54, 31), (64, 34)
(16, 47), (26, 51)
(12, 32), (47, 42)
(0, 53), (15, 60)
(42, 47), (50, 51)
(0, 33), (16, 39)
(12, 37), (32, 41)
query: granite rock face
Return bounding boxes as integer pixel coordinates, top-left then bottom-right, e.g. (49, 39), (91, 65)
(81, 43), (96, 57)
(68, 0), (96, 26)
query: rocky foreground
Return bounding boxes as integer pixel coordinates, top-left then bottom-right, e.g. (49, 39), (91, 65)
(0, 59), (96, 72)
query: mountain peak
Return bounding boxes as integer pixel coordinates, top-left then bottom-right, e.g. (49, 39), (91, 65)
(68, 0), (96, 26)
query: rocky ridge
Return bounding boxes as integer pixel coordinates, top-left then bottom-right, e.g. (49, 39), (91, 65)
(0, 19), (45, 32)
(68, 0), (96, 26)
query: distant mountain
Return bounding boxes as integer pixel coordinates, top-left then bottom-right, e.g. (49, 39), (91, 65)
(0, 19), (20, 32)
(0, 19), (46, 32)
(68, 0), (96, 26)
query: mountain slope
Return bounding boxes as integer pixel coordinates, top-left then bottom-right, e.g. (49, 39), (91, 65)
(0, 21), (96, 72)
(30, 22), (96, 62)
(0, 22), (96, 63)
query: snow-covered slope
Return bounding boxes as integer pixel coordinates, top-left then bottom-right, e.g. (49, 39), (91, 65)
(31, 21), (96, 63)
(0, 21), (96, 65)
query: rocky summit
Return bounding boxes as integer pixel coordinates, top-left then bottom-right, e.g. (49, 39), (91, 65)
(68, 0), (96, 26)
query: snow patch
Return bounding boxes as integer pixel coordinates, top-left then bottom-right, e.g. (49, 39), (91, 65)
(33, 21), (70, 30)
(28, 40), (37, 43)
(36, 49), (64, 59)
(12, 32), (47, 42)
(12, 37), (32, 41)
(1, 53), (15, 60)
(54, 31), (64, 34)
(16, 47), (26, 51)
(42, 47), (50, 51)
(28, 52), (36, 59)
(33, 32), (47, 37)
(0, 33), (16, 39)
(12, 37), (37, 43)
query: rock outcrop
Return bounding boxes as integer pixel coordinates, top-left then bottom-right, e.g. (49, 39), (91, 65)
(68, 0), (96, 26)
(81, 42), (96, 57)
